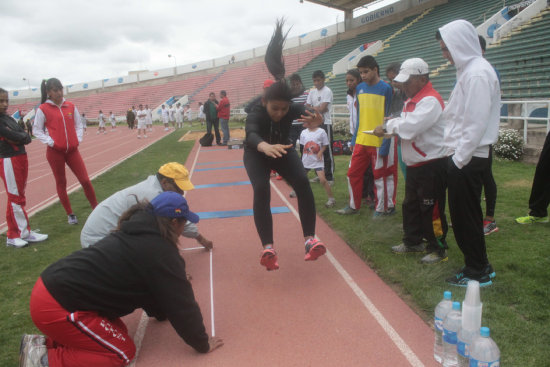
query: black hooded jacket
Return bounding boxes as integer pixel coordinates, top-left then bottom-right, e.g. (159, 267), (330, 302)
(41, 210), (210, 353)
(0, 113), (31, 158)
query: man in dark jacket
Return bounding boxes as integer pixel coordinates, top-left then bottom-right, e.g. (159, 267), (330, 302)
(126, 108), (135, 129)
(204, 92), (221, 145)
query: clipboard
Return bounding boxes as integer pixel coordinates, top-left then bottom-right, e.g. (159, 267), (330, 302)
(362, 130), (393, 139)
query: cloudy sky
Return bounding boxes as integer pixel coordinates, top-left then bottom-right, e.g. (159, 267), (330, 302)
(0, 0), (355, 91)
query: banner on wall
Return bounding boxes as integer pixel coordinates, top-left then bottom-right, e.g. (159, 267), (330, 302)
(351, 0), (430, 28)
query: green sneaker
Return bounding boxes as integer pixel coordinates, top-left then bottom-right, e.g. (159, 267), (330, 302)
(515, 215), (549, 224)
(391, 243), (425, 254)
(335, 206), (359, 215)
(421, 251), (448, 264)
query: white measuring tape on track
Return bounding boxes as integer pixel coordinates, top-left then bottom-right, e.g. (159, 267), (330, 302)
(130, 143), (217, 366)
(269, 180), (425, 367)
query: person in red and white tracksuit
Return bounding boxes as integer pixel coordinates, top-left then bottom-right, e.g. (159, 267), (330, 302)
(0, 88), (48, 248)
(33, 78), (98, 225)
(374, 58), (448, 264)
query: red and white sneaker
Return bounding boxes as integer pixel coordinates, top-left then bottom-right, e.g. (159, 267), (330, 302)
(260, 247), (279, 271)
(304, 238), (326, 261)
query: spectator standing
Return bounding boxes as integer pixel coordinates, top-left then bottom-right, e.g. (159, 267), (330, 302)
(216, 90), (230, 145)
(335, 56), (395, 217)
(169, 104), (176, 129)
(126, 108), (135, 130)
(306, 70), (334, 183)
(289, 73), (309, 150)
(437, 20), (500, 286)
(136, 104), (147, 139)
(33, 78), (98, 225)
(175, 103), (184, 129)
(109, 111), (116, 131)
(204, 92), (221, 145)
(198, 102), (205, 125)
(145, 104), (153, 132)
(515, 129), (550, 224)
(385, 62), (408, 179)
(81, 113), (87, 135)
(26, 118), (33, 137)
(97, 110), (106, 134)
(374, 58), (449, 264)
(161, 104), (170, 131)
(0, 88), (48, 248)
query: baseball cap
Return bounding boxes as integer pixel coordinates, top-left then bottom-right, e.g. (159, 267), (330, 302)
(158, 162), (194, 191)
(150, 191), (199, 223)
(394, 58), (429, 83)
(263, 79), (275, 89)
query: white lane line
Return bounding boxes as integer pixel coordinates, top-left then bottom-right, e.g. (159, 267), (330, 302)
(181, 246), (208, 251)
(269, 181), (425, 367)
(209, 249), (215, 337)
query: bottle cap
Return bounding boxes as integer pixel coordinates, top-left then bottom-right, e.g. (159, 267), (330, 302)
(480, 326), (490, 337)
(464, 280), (481, 306)
(443, 291), (452, 300)
(452, 301), (461, 310)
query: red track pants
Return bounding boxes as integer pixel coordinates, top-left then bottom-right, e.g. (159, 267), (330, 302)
(0, 154), (31, 239)
(30, 277), (136, 367)
(46, 147), (98, 215)
(346, 142), (397, 212)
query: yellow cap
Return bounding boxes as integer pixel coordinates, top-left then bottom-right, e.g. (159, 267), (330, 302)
(158, 162), (194, 191)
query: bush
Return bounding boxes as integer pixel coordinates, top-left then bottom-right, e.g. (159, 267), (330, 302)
(332, 119), (352, 140)
(494, 128), (524, 161)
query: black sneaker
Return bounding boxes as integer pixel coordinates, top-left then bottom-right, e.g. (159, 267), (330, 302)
(446, 271), (492, 287)
(457, 264), (496, 279)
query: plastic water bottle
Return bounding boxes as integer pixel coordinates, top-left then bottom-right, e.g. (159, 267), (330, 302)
(457, 328), (478, 366)
(434, 291), (453, 363)
(443, 301), (461, 367)
(458, 280), (482, 366)
(469, 327), (500, 367)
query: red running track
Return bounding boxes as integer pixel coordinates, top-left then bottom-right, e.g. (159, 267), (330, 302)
(0, 126), (173, 233)
(123, 141), (440, 367)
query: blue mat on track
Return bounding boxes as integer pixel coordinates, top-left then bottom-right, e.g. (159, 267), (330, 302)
(197, 206), (290, 219)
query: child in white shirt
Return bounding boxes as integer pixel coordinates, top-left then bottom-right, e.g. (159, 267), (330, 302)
(300, 118), (335, 208)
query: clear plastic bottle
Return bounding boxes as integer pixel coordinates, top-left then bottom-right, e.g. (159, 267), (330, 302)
(434, 291), (453, 363)
(469, 327), (500, 367)
(443, 301), (461, 367)
(457, 327), (478, 366)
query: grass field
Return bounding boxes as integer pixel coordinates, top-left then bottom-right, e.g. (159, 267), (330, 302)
(1, 126), (548, 366)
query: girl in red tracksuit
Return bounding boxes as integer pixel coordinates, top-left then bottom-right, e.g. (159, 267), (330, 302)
(33, 78), (97, 225)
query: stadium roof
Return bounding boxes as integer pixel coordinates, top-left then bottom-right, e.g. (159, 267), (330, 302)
(304, 0), (378, 12)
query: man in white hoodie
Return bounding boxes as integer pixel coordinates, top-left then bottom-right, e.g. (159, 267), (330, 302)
(436, 20), (500, 287)
(374, 58), (449, 265)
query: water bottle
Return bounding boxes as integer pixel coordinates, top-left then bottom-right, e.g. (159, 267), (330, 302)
(457, 327), (478, 366)
(469, 327), (500, 367)
(443, 301), (461, 367)
(434, 291), (453, 363)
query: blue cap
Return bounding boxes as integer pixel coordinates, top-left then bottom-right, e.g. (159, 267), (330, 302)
(452, 301), (461, 310)
(150, 192), (199, 223)
(480, 327), (490, 337)
(444, 291), (452, 300)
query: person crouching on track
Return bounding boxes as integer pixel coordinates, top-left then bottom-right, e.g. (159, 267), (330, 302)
(33, 78), (98, 225)
(244, 19), (327, 271)
(21, 191), (223, 367)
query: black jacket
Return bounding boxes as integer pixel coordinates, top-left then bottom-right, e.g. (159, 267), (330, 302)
(244, 103), (306, 150)
(41, 210), (210, 353)
(0, 113), (31, 158)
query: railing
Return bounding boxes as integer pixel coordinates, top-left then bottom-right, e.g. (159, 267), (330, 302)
(500, 100), (550, 143)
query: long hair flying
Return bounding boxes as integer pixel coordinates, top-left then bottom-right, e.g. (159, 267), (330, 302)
(264, 19), (292, 101)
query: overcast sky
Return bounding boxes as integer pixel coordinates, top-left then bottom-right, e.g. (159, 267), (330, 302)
(0, 0), (353, 91)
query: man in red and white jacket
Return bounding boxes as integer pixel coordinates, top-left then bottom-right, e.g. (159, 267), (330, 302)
(216, 90), (230, 145)
(374, 58), (448, 264)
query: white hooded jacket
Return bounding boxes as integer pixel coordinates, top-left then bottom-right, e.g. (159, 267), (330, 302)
(439, 20), (501, 169)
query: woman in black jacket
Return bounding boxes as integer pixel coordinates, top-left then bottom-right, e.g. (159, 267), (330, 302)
(244, 20), (326, 271)
(21, 191), (223, 367)
(0, 88), (48, 248)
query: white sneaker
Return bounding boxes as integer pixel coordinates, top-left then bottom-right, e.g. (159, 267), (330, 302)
(19, 334), (48, 367)
(137, 135), (141, 139)
(309, 176), (320, 183)
(7, 238), (28, 248)
(23, 231), (48, 243)
(325, 198), (336, 208)
(143, 135), (148, 138)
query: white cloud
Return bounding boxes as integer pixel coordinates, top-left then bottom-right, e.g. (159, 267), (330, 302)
(0, 0), (343, 90)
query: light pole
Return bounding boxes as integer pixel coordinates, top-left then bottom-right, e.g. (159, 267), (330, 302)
(168, 54), (177, 75)
(22, 77), (31, 90)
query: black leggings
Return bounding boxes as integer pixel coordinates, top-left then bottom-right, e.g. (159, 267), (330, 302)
(243, 147), (316, 246)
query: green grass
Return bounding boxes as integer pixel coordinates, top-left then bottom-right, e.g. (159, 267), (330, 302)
(311, 156), (550, 366)
(1, 129), (548, 365)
